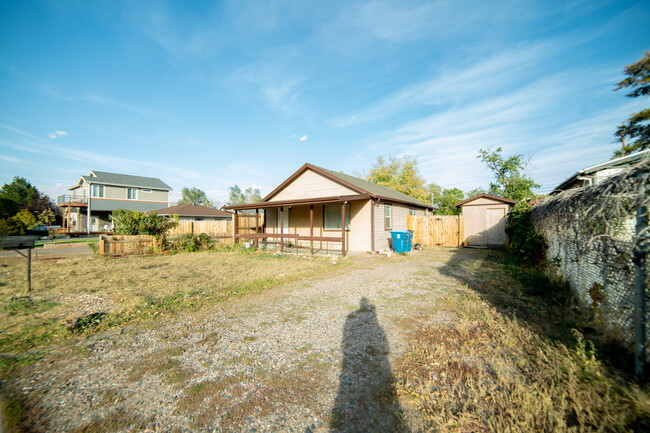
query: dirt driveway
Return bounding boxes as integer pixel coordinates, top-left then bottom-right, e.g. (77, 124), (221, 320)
(9, 250), (463, 432)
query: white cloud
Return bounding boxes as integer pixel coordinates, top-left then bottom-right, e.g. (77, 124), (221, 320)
(48, 130), (68, 139)
(300, 135), (308, 141)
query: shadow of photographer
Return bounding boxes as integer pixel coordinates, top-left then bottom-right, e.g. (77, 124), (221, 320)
(329, 297), (409, 433)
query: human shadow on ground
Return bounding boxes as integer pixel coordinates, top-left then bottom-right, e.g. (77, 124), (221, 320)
(329, 297), (409, 433)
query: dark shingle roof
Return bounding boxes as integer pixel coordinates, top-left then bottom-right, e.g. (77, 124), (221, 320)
(157, 204), (232, 217)
(80, 171), (171, 190)
(315, 165), (432, 208)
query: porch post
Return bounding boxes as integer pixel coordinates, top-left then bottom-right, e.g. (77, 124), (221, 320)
(341, 202), (346, 257)
(255, 209), (259, 247)
(310, 204), (314, 256)
(233, 210), (239, 245)
(280, 207), (284, 253)
(66, 208), (70, 233)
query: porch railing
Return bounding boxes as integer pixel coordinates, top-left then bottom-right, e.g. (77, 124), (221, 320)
(57, 195), (88, 206)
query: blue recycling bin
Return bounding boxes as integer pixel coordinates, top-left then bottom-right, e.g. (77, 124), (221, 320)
(390, 230), (412, 253)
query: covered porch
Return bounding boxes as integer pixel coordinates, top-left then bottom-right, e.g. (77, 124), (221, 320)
(225, 194), (372, 257)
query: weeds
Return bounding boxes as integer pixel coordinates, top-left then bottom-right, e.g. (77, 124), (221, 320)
(397, 249), (650, 432)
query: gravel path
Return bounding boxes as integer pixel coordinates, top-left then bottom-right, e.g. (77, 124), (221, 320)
(15, 250), (461, 432)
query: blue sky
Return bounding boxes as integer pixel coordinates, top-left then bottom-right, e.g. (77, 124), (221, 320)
(1, 0), (648, 205)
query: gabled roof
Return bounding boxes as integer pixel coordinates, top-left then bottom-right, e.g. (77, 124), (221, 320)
(553, 149), (650, 193)
(454, 193), (517, 207)
(262, 163), (433, 208)
(157, 204), (232, 218)
(70, 170), (172, 191)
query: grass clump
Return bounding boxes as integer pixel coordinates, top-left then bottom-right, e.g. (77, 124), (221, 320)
(397, 249), (650, 432)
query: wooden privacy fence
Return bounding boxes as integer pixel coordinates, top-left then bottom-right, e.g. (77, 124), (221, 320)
(167, 220), (233, 239)
(407, 214), (464, 247)
(99, 235), (156, 256)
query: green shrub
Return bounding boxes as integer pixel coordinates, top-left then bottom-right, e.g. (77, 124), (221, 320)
(169, 233), (214, 253)
(111, 209), (177, 236)
(505, 201), (547, 266)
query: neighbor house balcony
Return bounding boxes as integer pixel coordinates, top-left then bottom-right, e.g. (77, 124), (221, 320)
(57, 195), (88, 207)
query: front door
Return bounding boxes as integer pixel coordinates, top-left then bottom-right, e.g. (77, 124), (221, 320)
(91, 216), (99, 232)
(486, 208), (506, 245)
(276, 207), (289, 234)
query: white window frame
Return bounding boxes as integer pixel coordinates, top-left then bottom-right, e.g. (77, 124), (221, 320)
(409, 209), (417, 216)
(92, 184), (104, 198)
(385, 204), (392, 230)
(141, 189), (152, 193)
(127, 187), (138, 200)
(323, 203), (351, 231)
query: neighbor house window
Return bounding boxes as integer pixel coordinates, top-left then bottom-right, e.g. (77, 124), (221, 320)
(92, 185), (104, 198)
(324, 204), (351, 230)
(141, 189), (152, 193)
(385, 204), (392, 230)
(127, 188), (137, 200)
(409, 209), (417, 216)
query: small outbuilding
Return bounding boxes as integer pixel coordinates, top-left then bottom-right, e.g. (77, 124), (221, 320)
(156, 204), (232, 221)
(455, 194), (516, 248)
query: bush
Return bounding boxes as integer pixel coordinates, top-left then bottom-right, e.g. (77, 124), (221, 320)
(111, 209), (177, 237)
(169, 233), (213, 253)
(505, 201), (547, 266)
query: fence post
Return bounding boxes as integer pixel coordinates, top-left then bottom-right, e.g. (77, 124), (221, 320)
(635, 178), (648, 377)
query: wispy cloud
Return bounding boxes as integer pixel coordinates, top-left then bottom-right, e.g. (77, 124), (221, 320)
(0, 124), (41, 140)
(48, 130), (68, 139)
(300, 135), (308, 141)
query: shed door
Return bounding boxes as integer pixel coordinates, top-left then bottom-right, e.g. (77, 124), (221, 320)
(486, 208), (506, 245)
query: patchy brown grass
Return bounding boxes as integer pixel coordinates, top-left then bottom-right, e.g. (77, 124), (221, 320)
(396, 249), (650, 433)
(0, 250), (346, 375)
(176, 359), (331, 431)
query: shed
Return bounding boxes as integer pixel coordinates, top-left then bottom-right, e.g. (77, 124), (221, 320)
(455, 194), (516, 248)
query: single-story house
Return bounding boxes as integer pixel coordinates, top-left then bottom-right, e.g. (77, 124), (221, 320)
(157, 204), (232, 221)
(551, 149), (650, 193)
(224, 163), (433, 255)
(455, 194), (516, 248)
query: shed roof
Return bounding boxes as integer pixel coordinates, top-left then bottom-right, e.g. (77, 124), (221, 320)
(70, 170), (172, 191)
(261, 163), (433, 209)
(157, 204), (232, 218)
(454, 193), (517, 207)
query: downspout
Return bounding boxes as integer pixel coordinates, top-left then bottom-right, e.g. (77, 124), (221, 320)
(370, 198), (375, 252)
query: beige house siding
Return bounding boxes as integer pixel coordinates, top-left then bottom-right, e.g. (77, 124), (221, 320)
(261, 202), (373, 252)
(459, 197), (511, 247)
(372, 201), (413, 251)
(269, 169), (357, 202)
(348, 200), (372, 252)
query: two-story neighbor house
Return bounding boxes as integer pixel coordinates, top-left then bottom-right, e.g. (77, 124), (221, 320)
(57, 171), (172, 233)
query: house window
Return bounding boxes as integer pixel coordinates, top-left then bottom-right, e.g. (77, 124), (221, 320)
(142, 189), (152, 193)
(385, 204), (392, 230)
(92, 185), (104, 198)
(409, 209), (417, 216)
(71, 213), (77, 227)
(127, 188), (137, 200)
(324, 204), (350, 230)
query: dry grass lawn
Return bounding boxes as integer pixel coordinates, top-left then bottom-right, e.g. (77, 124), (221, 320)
(0, 249), (345, 370)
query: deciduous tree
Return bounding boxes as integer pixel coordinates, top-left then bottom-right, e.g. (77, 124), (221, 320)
(366, 155), (429, 202)
(177, 187), (215, 207)
(227, 185), (262, 205)
(614, 52), (650, 157)
(478, 147), (539, 202)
